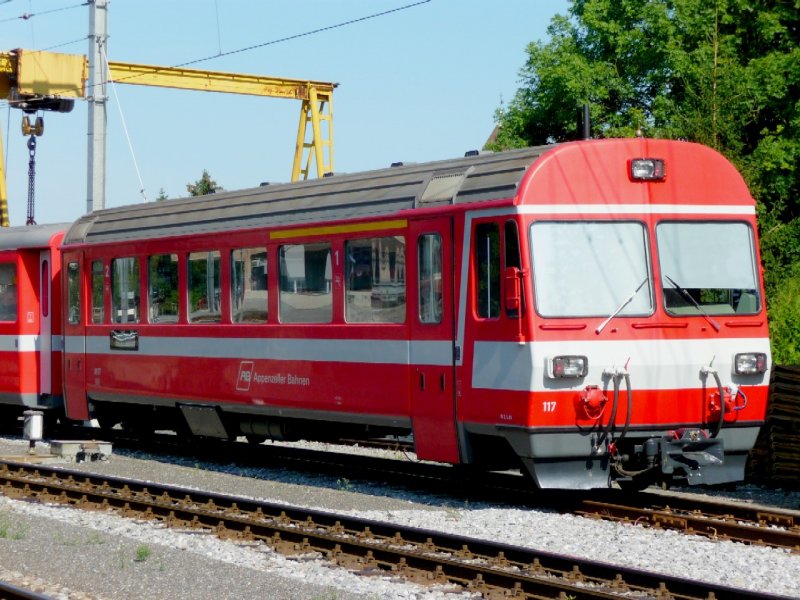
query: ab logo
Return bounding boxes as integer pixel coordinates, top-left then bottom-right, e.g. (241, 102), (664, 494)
(236, 361), (255, 391)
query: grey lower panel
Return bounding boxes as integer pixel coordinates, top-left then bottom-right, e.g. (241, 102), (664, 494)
(0, 393), (62, 410)
(88, 392), (412, 430)
(466, 422), (762, 489)
(520, 455), (612, 490)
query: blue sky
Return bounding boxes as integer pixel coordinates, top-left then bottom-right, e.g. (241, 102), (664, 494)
(1, 0), (569, 226)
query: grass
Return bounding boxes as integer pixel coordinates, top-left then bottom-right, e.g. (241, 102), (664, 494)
(0, 514), (27, 540)
(134, 544), (152, 562)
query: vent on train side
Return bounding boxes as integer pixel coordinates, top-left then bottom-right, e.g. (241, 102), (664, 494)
(416, 166), (474, 207)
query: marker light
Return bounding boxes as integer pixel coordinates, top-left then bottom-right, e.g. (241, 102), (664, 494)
(548, 355), (588, 379)
(630, 158), (666, 181)
(733, 352), (767, 375)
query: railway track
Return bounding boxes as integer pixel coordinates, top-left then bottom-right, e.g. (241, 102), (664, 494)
(0, 459), (789, 600)
(576, 491), (800, 551)
(28, 425), (800, 554)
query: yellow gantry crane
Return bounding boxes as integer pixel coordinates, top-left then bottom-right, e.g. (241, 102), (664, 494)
(0, 48), (336, 226)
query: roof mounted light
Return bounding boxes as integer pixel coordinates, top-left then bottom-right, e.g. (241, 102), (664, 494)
(630, 158), (665, 181)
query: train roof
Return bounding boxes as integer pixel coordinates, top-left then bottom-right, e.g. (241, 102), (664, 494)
(63, 138), (753, 246)
(63, 145), (550, 245)
(0, 223), (68, 250)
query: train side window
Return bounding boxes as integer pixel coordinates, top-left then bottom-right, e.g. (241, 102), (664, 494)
(504, 220), (522, 318)
(231, 247), (267, 323)
(278, 243), (332, 323)
(67, 261), (80, 325)
(0, 263), (17, 322)
(111, 257), (140, 324)
(149, 254), (179, 324)
(188, 251), (221, 324)
(474, 223), (500, 319)
(345, 236), (406, 324)
(417, 233), (443, 324)
(91, 260), (104, 323)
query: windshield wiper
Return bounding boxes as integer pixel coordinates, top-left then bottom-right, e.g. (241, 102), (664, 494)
(595, 277), (649, 334)
(663, 274), (721, 332)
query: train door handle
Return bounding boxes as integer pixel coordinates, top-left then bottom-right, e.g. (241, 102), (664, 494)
(419, 372), (425, 391)
(440, 374), (446, 391)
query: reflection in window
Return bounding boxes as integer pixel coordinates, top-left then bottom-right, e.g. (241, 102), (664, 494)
(279, 243), (332, 323)
(232, 247), (267, 323)
(188, 251), (221, 323)
(0, 263), (17, 322)
(67, 262), (80, 325)
(658, 222), (760, 315)
(149, 254), (179, 323)
(531, 222), (652, 318)
(474, 223), (500, 319)
(418, 234), (443, 324)
(345, 237), (405, 323)
(91, 260), (104, 324)
(111, 257), (140, 324)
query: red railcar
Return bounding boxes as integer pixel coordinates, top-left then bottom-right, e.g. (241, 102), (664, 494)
(0, 224), (66, 423)
(60, 139), (771, 489)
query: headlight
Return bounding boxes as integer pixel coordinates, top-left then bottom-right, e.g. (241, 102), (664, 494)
(547, 355), (588, 379)
(733, 352), (767, 375)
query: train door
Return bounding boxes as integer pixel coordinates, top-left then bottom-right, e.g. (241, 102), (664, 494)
(62, 253), (88, 420)
(39, 251), (52, 396)
(409, 217), (459, 463)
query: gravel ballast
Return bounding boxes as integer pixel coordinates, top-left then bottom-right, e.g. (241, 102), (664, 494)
(0, 437), (798, 599)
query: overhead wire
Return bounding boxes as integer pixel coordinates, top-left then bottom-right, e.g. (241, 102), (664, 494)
(41, 36), (86, 51)
(3, 1), (433, 96)
(0, 0), (433, 203)
(213, 0), (222, 57)
(101, 45), (148, 202)
(0, 1), (86, 24)
(174, 0), (431, 70)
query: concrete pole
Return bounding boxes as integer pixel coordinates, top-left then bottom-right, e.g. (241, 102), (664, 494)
(86, 0), (108, 213)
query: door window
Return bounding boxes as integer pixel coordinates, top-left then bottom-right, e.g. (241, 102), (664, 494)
(91, 260), (104, 323)
(67, 261), (80, 325)
(474, 223), (500, 319)
(418, 233), (443, 324)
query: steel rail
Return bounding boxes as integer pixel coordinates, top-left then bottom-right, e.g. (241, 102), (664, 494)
(0, 580), (55, 600)
(35, 426), (800, 554)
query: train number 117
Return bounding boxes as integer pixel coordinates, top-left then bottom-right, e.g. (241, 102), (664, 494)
(542, 401), (557, 413)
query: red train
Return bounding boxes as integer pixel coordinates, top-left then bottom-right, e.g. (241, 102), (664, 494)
(1, 138), (772, 489)
(0, 224), (65, 425)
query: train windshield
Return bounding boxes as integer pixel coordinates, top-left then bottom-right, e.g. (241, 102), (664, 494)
(657, 221), (760, 315)
(530, 221), (652, 317)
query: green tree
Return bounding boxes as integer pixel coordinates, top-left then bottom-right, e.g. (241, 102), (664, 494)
(490, 0), (799, 363)
(186, 170), (222, 196)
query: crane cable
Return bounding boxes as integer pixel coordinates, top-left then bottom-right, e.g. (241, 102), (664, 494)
(25, 132), (35, 225)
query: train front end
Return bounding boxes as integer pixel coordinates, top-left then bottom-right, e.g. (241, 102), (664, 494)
(506, 140), (770, 490)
